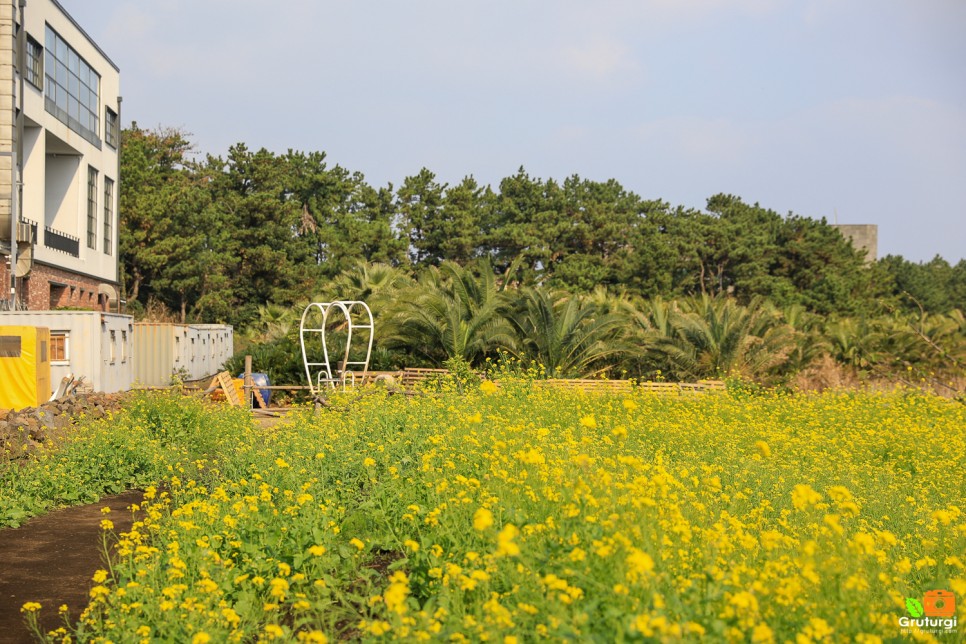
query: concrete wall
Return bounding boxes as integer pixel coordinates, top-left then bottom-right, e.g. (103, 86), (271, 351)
(44, 153), (79, 234)
(832, 224), (878, 263)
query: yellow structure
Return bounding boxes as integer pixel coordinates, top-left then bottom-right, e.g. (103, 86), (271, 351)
(0, 325), (51, 410)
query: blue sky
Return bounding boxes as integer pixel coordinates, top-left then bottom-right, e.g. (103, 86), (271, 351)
(59, 0), (966, 263)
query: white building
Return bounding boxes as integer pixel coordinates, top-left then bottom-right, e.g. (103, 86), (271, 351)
(0, 0), (120, 312)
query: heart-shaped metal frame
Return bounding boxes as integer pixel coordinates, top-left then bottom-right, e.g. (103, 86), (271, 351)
(299, 300), (374, 394)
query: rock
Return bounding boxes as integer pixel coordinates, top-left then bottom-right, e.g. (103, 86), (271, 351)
(1, 391), (130, 462)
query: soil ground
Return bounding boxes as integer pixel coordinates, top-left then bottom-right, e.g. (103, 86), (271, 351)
(0, 490), (144, 644)
(0, 403), (285, 643)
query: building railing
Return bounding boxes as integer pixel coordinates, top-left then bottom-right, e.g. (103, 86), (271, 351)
(44, 225), (80, 257)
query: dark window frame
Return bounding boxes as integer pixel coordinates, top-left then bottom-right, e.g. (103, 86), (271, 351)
(105, 107), (118, 148)
(103, 177), (114, 254)
(25, 35), (43, 89)
(87, 166), (98, 250)
(44, 24), (101, 148)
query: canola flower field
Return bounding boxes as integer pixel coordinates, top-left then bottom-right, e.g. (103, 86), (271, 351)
(6, 381), (966, 643)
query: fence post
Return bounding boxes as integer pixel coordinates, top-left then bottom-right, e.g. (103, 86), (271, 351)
(244, 355), (253, 410)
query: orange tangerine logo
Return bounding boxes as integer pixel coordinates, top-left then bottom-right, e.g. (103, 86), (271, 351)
(923, 590), (956, 618)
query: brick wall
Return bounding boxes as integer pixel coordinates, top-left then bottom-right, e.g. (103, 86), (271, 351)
(0, 258), (113, 311)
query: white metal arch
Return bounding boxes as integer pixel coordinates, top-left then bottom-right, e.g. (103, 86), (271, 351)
(299, 300), (374, 394)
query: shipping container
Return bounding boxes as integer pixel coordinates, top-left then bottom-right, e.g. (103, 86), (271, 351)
(0, 312), (134, 393)
(0, 325), (52, 409)
(132, 323), (233, 386)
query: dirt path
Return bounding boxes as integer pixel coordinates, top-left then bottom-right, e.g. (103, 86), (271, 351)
(0, 491), (143, 644)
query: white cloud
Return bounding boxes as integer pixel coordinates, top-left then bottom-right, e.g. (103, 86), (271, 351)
(634, 116), (757, 164)
(561, 37), (641, 79)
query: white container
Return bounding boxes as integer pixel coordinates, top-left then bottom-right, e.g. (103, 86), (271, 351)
(133, 322), (233, 386)
(0, 311), (134, 394)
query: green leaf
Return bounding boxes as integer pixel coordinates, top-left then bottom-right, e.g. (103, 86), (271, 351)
(906, 597), (924, 618)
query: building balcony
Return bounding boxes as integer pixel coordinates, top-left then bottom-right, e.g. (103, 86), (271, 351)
(43, 225), (80, 257)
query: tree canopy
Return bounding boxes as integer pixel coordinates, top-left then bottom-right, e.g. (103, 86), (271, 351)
(119, 126), (963, 331)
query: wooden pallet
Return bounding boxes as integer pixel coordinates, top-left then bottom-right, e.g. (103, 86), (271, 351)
(209, 371), (242, 406)
(400, 368), (451, 388)
(251, 386), (267, 409)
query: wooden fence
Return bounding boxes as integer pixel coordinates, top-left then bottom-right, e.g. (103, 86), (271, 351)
(344, 368), (725, 394)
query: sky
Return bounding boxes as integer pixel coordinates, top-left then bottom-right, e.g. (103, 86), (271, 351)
(58, 0), (966, 263)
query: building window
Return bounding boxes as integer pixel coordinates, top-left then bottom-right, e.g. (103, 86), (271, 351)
(44, 25), (101, 147)
(110, 329), (116, 364)
(87, 166), (98, 249)
(103, 177), (114, 254)
(0, 336), (22, 358)
(50, 332), (69, 361)
(105, 107), (118, 148)
(121, 330), (128, 362)
(25, 35), (43, 89)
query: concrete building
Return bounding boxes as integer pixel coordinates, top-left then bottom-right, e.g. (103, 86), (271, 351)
(0, 0), (120, 312)
(832, 224), (878, 263)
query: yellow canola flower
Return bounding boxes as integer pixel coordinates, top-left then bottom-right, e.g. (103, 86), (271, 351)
(750, 623), (775, 643)
(384, 572), (410, 615)
(625, 548), (655, 581)
(579, 415), (597, 429)
(221, 607), (241, 627)
(365, 620), (391, 635)
(755, 440), (771, 458)
(479, 380), (498, 395)
(41, 384), (966, 642)
(495, 524), (521, 557)
(791, 484), (822, 510)
(473, 508), (494, 532)
(20, 602), (42, 613)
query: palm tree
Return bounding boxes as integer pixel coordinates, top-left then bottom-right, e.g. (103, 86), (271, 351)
(782, 304), (829, 373)
(647, 294), (795, 381)
(384, 261), (516, 365)
(249, 303), (297, 343)
(507, 288), (629, 378)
